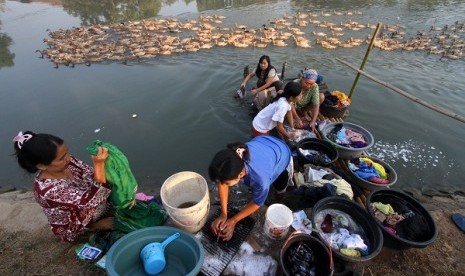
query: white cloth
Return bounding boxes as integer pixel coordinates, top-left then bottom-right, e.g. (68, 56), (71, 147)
(252, 97), (291, 133)
(305, 166), (330, 181)
(323, 228), (367, 251)
(291, 210), (313, 234)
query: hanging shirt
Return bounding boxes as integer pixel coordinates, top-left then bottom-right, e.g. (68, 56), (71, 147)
(34, 156), (111, 242)
(243, 136), (291, 206)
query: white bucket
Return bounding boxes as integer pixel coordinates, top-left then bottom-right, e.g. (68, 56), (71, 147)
(160, 171), (210, 233)
(264, 204), (293, 239)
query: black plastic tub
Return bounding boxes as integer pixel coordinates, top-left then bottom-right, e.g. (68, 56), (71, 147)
(366, 189), (438, 249)
(280, 233), (333, 276)
(297, 138), (339, 167)
(311, 197), (383, 263)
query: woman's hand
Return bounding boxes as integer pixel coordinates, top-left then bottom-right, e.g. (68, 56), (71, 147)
(218, 218), (237, 241)
(211, 214), (227, 236)
(92, 147), (108, 183)
(309, 121), (317, 133)
(91, 147), (108, 164)
(287, 130), (296, 140)
(294, 117), (304, 128)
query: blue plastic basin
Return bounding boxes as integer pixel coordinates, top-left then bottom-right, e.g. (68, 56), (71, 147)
(106, 226), (204, 276)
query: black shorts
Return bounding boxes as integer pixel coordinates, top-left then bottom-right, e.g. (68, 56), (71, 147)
(272, 170), (289, 192)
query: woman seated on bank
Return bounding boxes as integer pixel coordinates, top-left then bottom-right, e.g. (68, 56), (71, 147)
(240, 55), (284, 110)
(292, 68), (325, 132)
(13, 131), (113, 242)
(252, 81), (302, 140)
(209, 135), (293, 241)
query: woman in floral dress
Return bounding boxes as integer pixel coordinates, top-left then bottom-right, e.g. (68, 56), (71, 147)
(13, 131), (113, 242)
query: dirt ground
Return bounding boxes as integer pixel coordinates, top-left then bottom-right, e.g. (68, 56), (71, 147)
(0, 188), (464, 276)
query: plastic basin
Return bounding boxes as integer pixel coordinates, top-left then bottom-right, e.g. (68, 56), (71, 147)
(311, 197), (383, 263)
(297, 138), (339, 167)
(280, 233), (333, 276)
(347, 156), (397, 191)
(106, 226), (204, 276)
(320, 122), (374, 159)
(366, 189), (438, 249)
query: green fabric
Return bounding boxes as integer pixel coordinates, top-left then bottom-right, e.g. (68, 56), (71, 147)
(114, 200), (168, 233)
(86, 140), (137, 208)
(373, 202), (395, 215)
(340, 248), (361, 257)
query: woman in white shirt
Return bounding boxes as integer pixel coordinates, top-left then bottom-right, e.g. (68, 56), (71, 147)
(252, 81), (302, 140)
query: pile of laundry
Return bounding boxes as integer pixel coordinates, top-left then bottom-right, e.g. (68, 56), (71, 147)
(294, 164), (353, 208)
(348, 157), (391, 184)
(285, 241), (318, 276)
(298, 147), (333, 166)
(286, 125), (316, 142)
(326, 124), (368, 148)
(369, 201), (430, 241)
(314, 209), (369, 258)
(323, 90), (351, 108)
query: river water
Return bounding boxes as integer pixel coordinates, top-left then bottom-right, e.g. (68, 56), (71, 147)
(1, 0), (464, 192)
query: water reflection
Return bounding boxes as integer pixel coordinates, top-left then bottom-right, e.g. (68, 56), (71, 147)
(39, 0), (283, 25)
(0, 0), (15, 69)
(291, 0), (451, 10)
(196, 0), (273, 10)
(0, 34), (14, 68)
(61, 0), (163, 25)
(291, 0), (372, 10)
(59, 0), (276, 25)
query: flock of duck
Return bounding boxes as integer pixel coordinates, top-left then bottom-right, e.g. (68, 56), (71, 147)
(36, 11), (465, 68)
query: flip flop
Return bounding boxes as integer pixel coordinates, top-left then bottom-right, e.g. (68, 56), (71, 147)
(451, 213), (465, 233)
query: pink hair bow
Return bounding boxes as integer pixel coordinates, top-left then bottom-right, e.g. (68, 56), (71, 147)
(13, 131), (33, 149)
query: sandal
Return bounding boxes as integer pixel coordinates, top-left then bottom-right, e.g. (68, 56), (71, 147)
(451, 213), (465, 233)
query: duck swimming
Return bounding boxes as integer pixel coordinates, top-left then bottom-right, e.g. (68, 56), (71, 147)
(37, 12), (464, 68)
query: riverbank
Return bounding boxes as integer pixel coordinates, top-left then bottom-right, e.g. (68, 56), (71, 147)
(1, 186), (464, 275)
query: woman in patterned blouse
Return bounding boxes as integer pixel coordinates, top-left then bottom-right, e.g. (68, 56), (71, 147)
(13, 131), (113, 242)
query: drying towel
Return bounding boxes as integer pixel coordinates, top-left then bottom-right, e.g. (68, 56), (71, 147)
(86, 140), (137, 209)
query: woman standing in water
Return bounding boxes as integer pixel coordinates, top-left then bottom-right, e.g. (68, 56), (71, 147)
(240, 55), (284, 110)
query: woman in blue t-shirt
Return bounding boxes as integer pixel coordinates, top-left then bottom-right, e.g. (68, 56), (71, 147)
(208, 136), (293, 241)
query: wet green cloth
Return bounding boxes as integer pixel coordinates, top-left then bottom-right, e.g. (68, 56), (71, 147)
(114, 200), (168, 232)
(86, 140), (137, 209)
(373, 202), (395, 215)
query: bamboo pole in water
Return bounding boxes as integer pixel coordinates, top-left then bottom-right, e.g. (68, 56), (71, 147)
(337, 57), (465, 124)
(281, 61), (287, 80)
(348, 23), (383, 99)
